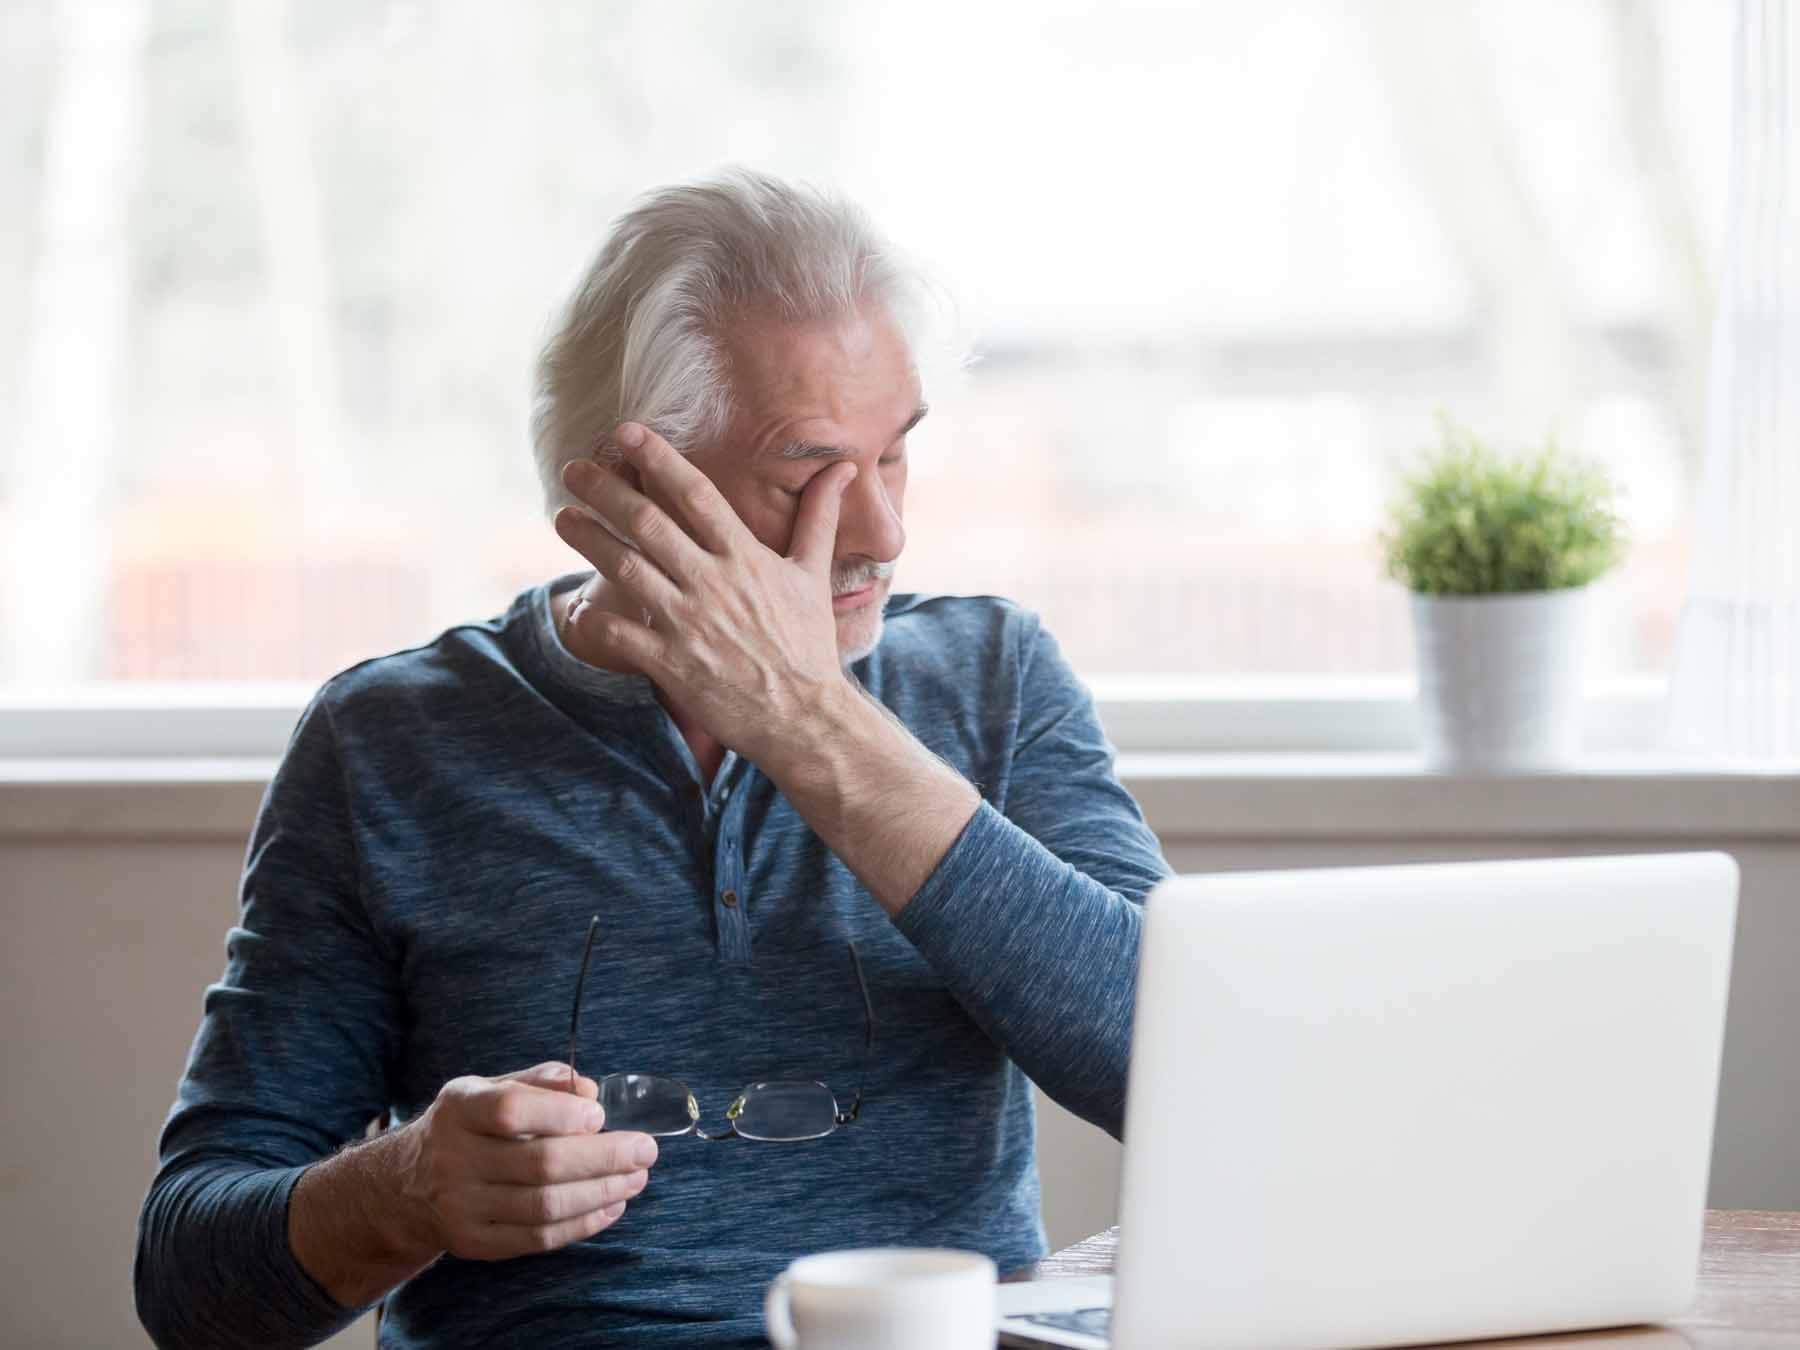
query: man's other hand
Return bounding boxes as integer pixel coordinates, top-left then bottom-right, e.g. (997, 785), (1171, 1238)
(288, 1061), (659, 1308)
(393, 1061), (658, 1262)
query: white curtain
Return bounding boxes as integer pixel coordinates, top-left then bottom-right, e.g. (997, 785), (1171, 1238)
(1669, 0), (1800, 760)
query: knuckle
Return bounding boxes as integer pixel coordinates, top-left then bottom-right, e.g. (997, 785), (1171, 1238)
(614, 548), (643, 581)
(490, 1099), (527, 1136)
(628, 504), (662, 539)
(681, 484), (714, 519)
(529, 1188), (560, 1224)
(591, 614), (631, 648)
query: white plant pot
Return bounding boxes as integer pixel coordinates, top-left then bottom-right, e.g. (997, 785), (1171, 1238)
(1411, 587), (1589, 773)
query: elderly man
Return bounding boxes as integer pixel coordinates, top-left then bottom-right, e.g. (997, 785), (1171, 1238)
(135, 169), (1168, 1348)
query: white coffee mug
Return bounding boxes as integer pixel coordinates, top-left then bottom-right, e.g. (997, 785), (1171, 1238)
(763, 1247), (998, 1350)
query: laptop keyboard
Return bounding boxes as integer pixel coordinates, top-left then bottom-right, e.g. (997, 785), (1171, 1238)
(1016, 1306), (1114, 1337)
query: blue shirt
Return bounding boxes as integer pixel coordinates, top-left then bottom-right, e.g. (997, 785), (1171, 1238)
(135, 574), (1169, 1348)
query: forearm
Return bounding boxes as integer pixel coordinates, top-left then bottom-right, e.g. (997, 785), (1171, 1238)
(762, 678), (1154, 1135)
(892, 801), (1147, 1136)
(762, 677), (981, 917)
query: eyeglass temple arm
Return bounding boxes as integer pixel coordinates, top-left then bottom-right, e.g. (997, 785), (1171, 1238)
(567, 915), (601, 1092)
(839, 942), (875, 1124)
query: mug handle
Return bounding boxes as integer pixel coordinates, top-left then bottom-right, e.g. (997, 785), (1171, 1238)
(764, 1272), (796, 1350)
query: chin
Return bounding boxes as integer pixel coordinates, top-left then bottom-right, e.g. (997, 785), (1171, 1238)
(835, 595), (887, 667)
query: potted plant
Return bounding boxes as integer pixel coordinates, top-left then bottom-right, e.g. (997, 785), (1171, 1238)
(1381, 421), (1626, 772)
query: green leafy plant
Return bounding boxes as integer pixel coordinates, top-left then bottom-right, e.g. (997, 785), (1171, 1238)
(1381, 421), (1626, 595)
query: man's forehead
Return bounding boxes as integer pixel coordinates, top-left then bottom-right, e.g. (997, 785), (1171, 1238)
(722, 304), (922, 458)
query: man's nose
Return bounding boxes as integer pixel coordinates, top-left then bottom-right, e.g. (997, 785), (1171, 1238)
(835, 459), (905, 563)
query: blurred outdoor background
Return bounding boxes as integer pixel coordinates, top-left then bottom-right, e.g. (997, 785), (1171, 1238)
(0, 0), (1727, 687)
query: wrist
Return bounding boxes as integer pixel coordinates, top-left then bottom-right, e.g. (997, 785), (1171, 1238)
(758, 674), (882, 785)
(364, 1117), (445, 1268)
(289, 1120), (442, 1309)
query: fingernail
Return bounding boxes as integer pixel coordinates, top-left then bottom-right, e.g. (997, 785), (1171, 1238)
(617, 423), (646, 449)
(586, 1102), (604, 1130)
(603, 1201), (626, 1219)
(633, 1137), (658, 1167)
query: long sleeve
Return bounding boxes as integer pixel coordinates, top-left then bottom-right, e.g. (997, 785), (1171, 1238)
(892, 616), (1171, 1137)
(135, 695), (401, 1348)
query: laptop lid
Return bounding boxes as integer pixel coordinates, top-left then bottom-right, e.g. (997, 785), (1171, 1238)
(1113, 852), (1738, 1350)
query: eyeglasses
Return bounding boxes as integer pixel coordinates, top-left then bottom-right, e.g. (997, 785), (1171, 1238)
(567, 915), (875, 1142)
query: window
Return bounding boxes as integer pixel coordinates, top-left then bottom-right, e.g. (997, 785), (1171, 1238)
(0, 2), (1725, 707)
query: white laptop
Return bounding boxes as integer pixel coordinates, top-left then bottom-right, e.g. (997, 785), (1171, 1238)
(999, 852), (1739, 1350)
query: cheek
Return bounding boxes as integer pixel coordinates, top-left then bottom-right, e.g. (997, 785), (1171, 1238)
(746, 490), (801, 554)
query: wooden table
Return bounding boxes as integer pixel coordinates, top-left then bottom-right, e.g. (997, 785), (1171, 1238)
(1030, 1211), (1800, 1348)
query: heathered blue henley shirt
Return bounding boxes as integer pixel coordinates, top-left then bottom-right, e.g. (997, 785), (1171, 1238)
(134, 572), (1169, 1348)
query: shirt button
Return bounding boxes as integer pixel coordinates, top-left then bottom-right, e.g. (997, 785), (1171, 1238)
(719, 786), (731, 802)
(720, 888), (739, 908)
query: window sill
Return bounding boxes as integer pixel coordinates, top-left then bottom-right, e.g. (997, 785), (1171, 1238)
(1117, 752), (1800, 840)
(3, 754), (1796, 841)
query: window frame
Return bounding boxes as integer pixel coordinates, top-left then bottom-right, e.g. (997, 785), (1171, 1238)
(0, 675), (1673, 762)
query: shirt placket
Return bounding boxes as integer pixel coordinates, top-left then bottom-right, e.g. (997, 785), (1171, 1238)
(707, 761), (753, 965)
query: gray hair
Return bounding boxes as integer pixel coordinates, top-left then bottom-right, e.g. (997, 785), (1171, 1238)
(530, 167), (951, 517)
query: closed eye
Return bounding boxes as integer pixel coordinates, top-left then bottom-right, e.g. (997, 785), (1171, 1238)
(778, 453), (905, 498)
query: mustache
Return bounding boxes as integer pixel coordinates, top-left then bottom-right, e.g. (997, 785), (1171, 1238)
(831, 560), (895, 596)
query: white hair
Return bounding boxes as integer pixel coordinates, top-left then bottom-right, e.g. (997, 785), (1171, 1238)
(530, 167), (955, 517)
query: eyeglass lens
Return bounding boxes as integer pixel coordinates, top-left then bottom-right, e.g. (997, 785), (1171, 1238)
(599, 1073), (699, 1137)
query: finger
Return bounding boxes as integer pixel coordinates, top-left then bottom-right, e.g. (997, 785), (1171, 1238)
(456, 1200), (628, 1261)
(461, 1079), (605, 1139)
(615, 422), (744, 555)
(787, 461), (857, 571)
(497, 1061), (599, 1101)
(468, 1170), (648, 1226)
(554, 501), (684, 615)
(561, 454), (710, 585)
(472, 1130), (659, 1186)
(560, 601), (668, 677)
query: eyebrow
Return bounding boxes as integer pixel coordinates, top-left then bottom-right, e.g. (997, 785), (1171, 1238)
(771, 402), (929, 462)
